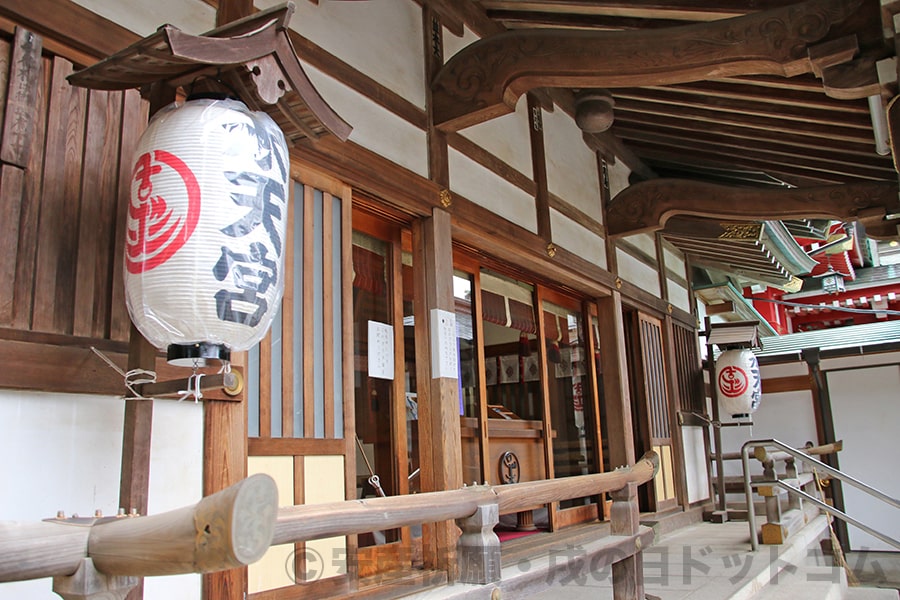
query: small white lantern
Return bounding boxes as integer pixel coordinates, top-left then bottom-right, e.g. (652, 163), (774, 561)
(715, 349), (762, 418)
(125, 97), (289, 366)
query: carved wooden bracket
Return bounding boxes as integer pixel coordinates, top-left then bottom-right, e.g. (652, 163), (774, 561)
(607, 179), (900, 239)
(67, 2), (351, 145)
(432, 0), (865, 131)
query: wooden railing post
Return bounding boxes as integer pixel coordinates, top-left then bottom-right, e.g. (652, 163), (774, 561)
(456, 499), (501, 585)
(610, 481), (644, 600)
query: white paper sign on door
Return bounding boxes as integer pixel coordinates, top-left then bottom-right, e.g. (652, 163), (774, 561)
(367, 320), (394, 380)
(430, 308), (458, 380)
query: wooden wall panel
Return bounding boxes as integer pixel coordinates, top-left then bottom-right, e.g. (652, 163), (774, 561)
(32, 56), (86, 334)
(10, 51), (50, 331)
(0, 29), (148, 371)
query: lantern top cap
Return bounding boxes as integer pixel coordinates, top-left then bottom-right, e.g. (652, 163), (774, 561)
(66, 2), (351, 144)
(707, 321), (760, 350)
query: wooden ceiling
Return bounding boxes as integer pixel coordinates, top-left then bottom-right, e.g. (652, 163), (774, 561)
(474, 0), (897, 189)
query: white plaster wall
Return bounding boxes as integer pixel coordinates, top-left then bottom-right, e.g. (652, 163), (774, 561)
(663, 246), (686, 275)
(827, 364), (900, 551)
(459, 96), (533, 180)
(144, 400), (204, 599)
(668, 279), (691, 314)
(682, 425), (710, 503)
(443, 25), (479, 62)
(624, 233), (657, 257)
(449, 148), (537, 233)
(258, 0), (426, 109)
(72, 0), (215, 35)
(304, 64), (428, 178)
(718, 390), (817, 480)
(616, 249), (661, 297)
(759, 362), (809, 379)
(0, 391), (202, 599)
(542, 107), (603, 223)
(550, 209), (606, 269)
(607, 160), (632, 198)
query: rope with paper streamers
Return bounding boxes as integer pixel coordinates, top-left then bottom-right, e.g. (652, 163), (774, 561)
(91, 346), (157, 400)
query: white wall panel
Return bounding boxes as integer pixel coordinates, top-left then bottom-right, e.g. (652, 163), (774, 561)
(668, 279), (691, 313)
(258, 0), (426, 108)
(759, 362), (809, 378)
(616, 249), (660, 297)
(459, 96), (533, 180)
(719, 390), (816, 478)
(682, 426), (709, 503)
(443, 25), (479, 62)
(550, 208), (606, 269)
(449, 148), (537, 233)
(72, 0), (215, 35)
(607, 160), (632, 198)
(543, 107), (602, 223)
(304, 64), (428, 178)
(0, 391), (202, 599)
(828, 365), (900, 551)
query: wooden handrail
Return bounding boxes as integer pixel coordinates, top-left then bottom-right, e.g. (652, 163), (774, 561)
(0, 473), (277, 583)
(0, 452), (657, 594)
(753, 440), (843, 465)
(715, 440), (843, 462)
(273, 450), (658, 545)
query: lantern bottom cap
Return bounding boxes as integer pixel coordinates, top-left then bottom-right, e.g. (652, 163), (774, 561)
(167, 342), (231, 367)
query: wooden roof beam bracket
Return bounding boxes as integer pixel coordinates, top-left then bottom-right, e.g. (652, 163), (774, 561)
(432, 0), (869, 132)
(607, 179), (900, 240)
(67, 2), (351, 144)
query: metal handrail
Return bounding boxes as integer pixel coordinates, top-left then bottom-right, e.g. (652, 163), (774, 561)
(741, 438), (900, 552)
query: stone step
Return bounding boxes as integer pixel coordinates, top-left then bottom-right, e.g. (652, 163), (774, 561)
(752, 565), (846, 600)
(845, 586), (900, 600)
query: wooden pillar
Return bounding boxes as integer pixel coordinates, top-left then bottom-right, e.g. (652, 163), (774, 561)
(597, 291), (635, 468)
(663, 315), (690, 510)
(802, 348), (849, 548)
(201, 359), (248, 599)
(413, 208), (463, 577)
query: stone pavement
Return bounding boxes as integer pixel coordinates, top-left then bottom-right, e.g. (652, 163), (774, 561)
(405, 514), (900, 600)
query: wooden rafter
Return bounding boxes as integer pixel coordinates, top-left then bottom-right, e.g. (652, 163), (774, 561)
(432, 0), (869, 131)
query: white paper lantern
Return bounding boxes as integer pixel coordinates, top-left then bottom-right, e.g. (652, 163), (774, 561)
(125, 98), (289, 366)
(715, 349), (762, 418)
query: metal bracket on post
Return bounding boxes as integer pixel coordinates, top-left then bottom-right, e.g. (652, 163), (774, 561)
(456, 499), (501, 585)
(52, 558), (138, 600)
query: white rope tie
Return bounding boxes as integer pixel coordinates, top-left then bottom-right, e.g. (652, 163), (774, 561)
(177, 372), (205, 403)
(91, 346), (157, 400)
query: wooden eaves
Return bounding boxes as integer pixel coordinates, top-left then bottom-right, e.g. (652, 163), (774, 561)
(66, 1), (351, 145)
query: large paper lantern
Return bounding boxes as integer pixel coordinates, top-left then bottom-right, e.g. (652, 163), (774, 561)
(125, 97), (289, 366)
(715, 349), (762, 418)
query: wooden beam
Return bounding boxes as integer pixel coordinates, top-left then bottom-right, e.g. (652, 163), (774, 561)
(432, 0), (865, 130)
(527, 93), (552, 240)
(608, 179), (900, 238)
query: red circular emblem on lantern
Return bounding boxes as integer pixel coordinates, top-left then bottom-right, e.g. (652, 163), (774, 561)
(718, 366), (748, 398)
(126, 149), (201, 274)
